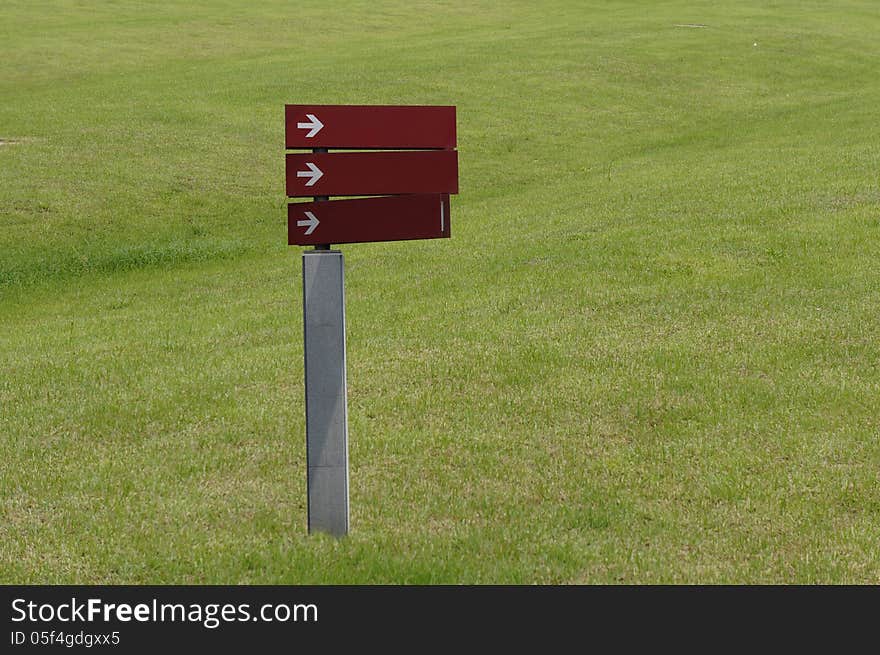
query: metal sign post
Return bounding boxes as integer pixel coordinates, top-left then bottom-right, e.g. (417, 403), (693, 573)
(286, 104), (458, 537)
(302, 248), (349, 536)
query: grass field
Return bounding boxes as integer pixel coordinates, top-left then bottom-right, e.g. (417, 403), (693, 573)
(2, 1), (879, 583)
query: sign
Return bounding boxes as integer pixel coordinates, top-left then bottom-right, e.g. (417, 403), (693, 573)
(285, 103), (459, 245)
(285, 104), (456, 149)
(286, 103), (459, 536)
(285, 150), (458, 198)
(289, 194), (451, 246)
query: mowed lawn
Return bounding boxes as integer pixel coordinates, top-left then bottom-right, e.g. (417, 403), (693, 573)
(1, 1), (879, 583)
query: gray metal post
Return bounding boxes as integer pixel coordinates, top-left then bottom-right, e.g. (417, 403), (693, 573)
(302, 249), (349, 536)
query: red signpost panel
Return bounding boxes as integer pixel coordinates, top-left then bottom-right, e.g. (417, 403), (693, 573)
(285, 150), (458, 198)
(285, 104), (456, 150)
(289, 194), (451, 246)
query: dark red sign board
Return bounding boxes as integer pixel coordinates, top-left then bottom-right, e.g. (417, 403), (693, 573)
(285, 150), (458, 198)
(285, 104), (456, 150)
(289, 194), (450, 246)
(285, 103), (458, 245)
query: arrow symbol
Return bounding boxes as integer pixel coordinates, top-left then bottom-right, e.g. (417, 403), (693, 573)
(296, 113), (324, 138)
(296, 162), (323, 187)
(297, 211), (319, 236)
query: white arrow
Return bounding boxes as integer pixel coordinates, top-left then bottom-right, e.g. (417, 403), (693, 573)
(296, 113), (324, 138)
(297, 211), (319, 236)
(296, 162), (323, 187)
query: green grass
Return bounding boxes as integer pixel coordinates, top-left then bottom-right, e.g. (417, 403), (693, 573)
(2, 0), (879, 583)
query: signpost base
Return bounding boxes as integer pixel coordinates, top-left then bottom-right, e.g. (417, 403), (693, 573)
(302, 249), (349, 536)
